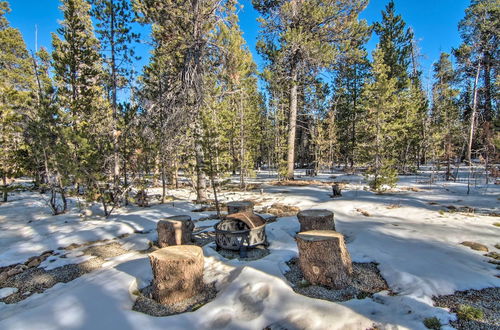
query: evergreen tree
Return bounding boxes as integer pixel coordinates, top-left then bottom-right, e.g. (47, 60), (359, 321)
(89, 0), (140, 186)
(360, 46), (399, 191)
(373, 0), (413, 89)
(0, 1), (35, 201)
(456, 0), (499, 164)
(52, 0), (112, 212)
(332, 32), (370, 169)
(135, 0), (236, 202)
(254, 0), (368, 179)
(374, 0), (425, 172)
(431, 52), (461, 180)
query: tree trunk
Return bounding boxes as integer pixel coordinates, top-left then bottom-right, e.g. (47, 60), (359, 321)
(286, 65), (298, 180)
(149, 246), (204, 305)
(194, 120), (207, 203)
(467, 62), (481, 165)
(239, 92), (245, 189)
(296, 230), (352, 289)
(2, 173), (8, 202)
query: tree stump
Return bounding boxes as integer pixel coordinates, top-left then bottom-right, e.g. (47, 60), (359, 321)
(332, 184), (342, 197)
(157, 215), (195, 247)
(149, 245), (204, 305)
(297, 209), (335, 232)
(296, 230), (352, 289)
(227, 201), (254, 215)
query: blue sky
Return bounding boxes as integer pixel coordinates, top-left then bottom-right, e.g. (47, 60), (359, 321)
(8, 0), (470, 90)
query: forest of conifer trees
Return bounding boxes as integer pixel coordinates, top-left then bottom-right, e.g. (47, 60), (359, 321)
(0, 0), (498, 209)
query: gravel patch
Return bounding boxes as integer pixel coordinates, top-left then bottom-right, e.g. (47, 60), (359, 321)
(284, 258), (388, 302)
(434, 287), (500, 330)
(132, 282), (217, 317)
(0, 242), (131, 304)
(82, 242), (129, 258)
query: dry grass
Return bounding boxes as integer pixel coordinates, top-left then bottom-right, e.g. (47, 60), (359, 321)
(356, 208), (371, 217)
(262, 203), (300, 217)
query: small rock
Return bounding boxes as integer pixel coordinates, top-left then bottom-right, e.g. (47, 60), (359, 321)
(26, 257), (41, 268)
(461, 241), (489, 252)
(0, 271), (8, 282)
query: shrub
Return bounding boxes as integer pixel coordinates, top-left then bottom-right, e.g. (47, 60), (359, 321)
(423, 317), (441, 330)
(456, 304), (484, 321)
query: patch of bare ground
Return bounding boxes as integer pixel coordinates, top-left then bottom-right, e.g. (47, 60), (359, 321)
(0, 242), (130, 304)
(284, 258), (388, 302)
(132, 282), (217, 317)
(262, 203), (300, 217)
(434, 287), (500, 330)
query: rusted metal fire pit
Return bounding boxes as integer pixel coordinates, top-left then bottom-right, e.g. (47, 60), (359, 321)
(214, 212), (268, 257)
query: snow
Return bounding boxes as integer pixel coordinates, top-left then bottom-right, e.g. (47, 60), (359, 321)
(0, 288), (17, 300)
(0, 170), (499, 329)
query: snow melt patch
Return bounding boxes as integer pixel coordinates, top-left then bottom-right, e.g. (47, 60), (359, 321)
(0, 288), (18, 299)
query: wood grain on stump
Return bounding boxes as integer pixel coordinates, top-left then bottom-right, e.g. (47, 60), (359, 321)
(296, 230), (352, 289)
(227, 201), (254, 215)
(297, 209), (335, 232)
(157, 215), (194, 247)
(149, 245), (204, 305)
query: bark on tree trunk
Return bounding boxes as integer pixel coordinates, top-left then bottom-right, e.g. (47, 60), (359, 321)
(194, 120), (207, 203)
(286, 65), (298, 180)
(467, 62), (481, 165)
(296, 230), (352, 289)
(149, 245), (204, 305)
(2, 173), (8, 202)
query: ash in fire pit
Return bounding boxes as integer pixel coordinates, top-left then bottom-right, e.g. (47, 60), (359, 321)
(214, 212), (268, 258)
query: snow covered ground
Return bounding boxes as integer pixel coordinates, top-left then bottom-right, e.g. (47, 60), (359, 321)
(0, 169), (499, 329)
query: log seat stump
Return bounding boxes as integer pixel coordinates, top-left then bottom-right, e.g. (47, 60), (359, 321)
(157, 215), (195, 247)
(149, 245), (204, 305)
(297, 209), (335, 232)
(227, 201), (254, 215)
(296, 230), (352, 289)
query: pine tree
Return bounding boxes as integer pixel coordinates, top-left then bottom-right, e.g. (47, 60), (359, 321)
(373, 0), (413, 89)
(0, 1), (35, 202)
(89, 0), (140, 187)
(52, 0), (112, 212)
(374, 0), (426, 172)
(456, 0), (499, 164)
(431, 52), (461, 180)
(332, 30), (370, 169)
(254, 0), (368, 179)
(135, 0), (236, 203)
(360, 46), (399, 191)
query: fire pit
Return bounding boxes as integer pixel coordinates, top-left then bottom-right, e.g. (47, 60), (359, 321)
(214, 212), (268, 257)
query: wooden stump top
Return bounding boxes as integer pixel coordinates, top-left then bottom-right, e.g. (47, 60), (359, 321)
(298, 209), (333, 219)
(150, 245), (203, 262)
(225, 212), (265, 228)
(296, 230), (343, 242)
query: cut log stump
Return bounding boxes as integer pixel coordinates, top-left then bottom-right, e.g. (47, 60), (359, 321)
(227, 201), (254, 215)
(157, 215), (195, 247)
(149, 245), (204, 305)
(297, 209), (335, 232)
(296, 230), (352, 289)
(332, 184), (342, 197)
